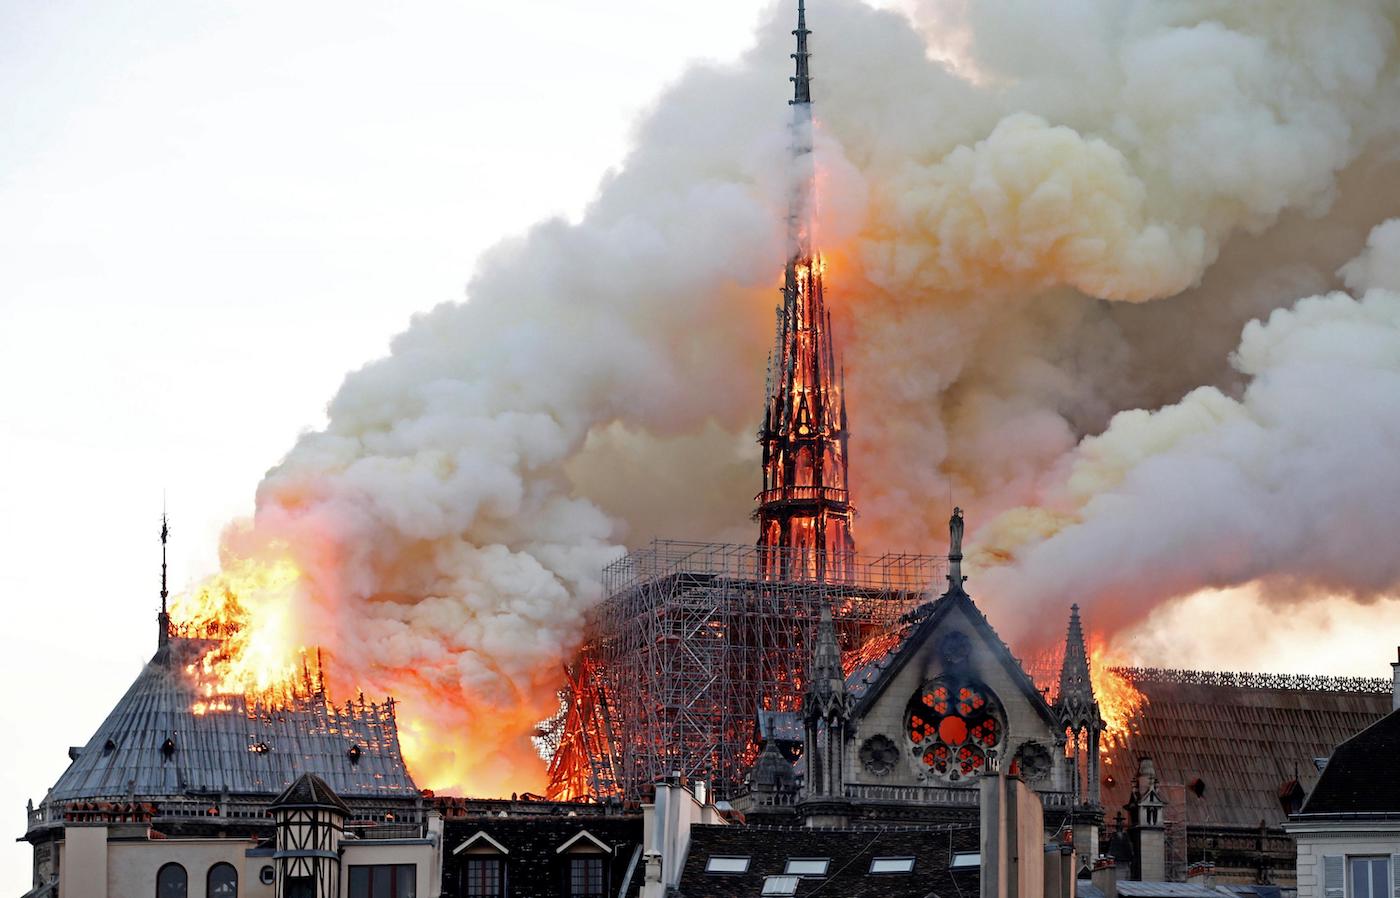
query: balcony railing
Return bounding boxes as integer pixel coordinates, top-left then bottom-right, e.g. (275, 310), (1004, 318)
(755, 486), (850, 505)
(842, 783), (1076, 810)
(28, 798), (427, 832)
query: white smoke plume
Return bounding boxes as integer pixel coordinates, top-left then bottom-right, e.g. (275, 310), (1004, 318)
(205, 0), (1400, 792)
(977, 218), (1400, 642)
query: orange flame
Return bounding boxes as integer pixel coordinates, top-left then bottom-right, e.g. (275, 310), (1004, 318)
(1027, 637), (1148, 748)
(169, 553), (309, 711)
(1089, 640), (1147, 748)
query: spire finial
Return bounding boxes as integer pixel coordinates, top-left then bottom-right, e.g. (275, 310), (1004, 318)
(160, 511), (169, 615)
(157, 504), (172, 650)
(791, 0), (811, 107)
(946, 507), (966, 589)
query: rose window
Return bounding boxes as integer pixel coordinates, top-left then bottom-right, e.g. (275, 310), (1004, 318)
(906, 679), (1005, 782)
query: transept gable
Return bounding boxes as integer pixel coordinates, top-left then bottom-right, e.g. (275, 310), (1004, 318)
(849, 588), (1060, 735)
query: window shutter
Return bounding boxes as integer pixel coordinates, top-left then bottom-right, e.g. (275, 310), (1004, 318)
(1324, 855), (1344, 898)
(1390, 854), (1400, 898)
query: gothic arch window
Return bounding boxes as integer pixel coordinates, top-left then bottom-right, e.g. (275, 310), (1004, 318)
(794, 446), (814, 487)
(207, 862), (238, 898)
(905, 677), (1005, 782)
(156, 863), (188, 898)
(823, 444), (844, 489)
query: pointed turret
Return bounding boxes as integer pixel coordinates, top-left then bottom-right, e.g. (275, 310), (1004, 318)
(1057, 604), (1105, 814)
(1057, 604), (1099, 729)
(799, 601), (853, 824)
(803, 603), (850, 718)
(757, 0), (856, 583)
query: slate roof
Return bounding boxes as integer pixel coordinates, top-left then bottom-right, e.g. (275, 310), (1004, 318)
(1299, 708), (1400, 815)
(1102, 672), (1392, 829)
(677, 823), (979, 897)
(441, 815), (644, 898)
(1116, 882), (1231, 898)
(755, 710), (803, 746)
(39, 637), (418, 811)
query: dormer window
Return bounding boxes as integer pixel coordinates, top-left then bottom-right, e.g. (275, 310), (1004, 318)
(466, 857), (503, 897)
(556, 829), (611, 898)
(568, 857), (604, 898)
(453, 830), (510, 898)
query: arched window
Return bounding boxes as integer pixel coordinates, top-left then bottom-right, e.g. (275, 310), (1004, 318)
(208, 862), (238, 897)
(794, 447), (814, 487)
(156, 863), (188, 898)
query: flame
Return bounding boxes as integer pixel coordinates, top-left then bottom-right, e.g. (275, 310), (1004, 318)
(1026, 637), (1149, 749)
(1089, 639), (1147, 748)
(169, 552), (309, 707)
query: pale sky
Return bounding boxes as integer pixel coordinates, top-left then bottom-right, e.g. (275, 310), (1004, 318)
(0, 1), (825, 886)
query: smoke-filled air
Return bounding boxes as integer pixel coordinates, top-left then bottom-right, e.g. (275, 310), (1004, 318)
(169, 0), (1400, 795)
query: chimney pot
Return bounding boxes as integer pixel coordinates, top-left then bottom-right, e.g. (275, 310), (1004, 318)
(1390, 648), (1400, 712)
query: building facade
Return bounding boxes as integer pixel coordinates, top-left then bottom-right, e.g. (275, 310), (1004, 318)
(1286, 652), (1400, 898)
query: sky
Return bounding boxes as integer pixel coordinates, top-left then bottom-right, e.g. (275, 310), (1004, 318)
(0, 1), (852, 887)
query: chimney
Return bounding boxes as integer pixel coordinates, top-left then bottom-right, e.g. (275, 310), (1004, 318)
(1092, 857), (1118, 898)
(1187, 862), (1216, 889)
(1391, 647), (1399, 712)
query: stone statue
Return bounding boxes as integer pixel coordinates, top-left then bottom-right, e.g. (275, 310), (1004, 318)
(949, 507), (964, 556)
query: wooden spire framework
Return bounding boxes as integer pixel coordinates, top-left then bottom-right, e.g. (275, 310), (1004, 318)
(756, 0), (856, 583)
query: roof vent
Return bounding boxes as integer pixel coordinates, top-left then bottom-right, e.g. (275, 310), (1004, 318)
(160, 737), (176, 761)
(348, 744), (362, 765)
(103, 738), (117, 756)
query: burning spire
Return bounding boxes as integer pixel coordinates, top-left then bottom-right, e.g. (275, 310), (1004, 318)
(757, 0), (856, 582)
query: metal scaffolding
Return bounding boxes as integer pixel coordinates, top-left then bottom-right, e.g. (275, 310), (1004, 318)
(545, 540), (945, 801)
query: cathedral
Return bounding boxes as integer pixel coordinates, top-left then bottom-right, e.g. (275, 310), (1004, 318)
(21, 3), (1399, 897)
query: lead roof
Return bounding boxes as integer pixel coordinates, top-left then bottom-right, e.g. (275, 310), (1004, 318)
(41, 638), (418, 807)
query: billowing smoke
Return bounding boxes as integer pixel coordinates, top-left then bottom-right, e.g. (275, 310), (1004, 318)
(206, 0), (1400, 793)
(977, 219), (1400, 644)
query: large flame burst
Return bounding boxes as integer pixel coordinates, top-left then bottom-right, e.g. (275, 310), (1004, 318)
(168, 553), (310, 713)
(1088, 640), (1147, 748)
(1027, 638), (1148, 748)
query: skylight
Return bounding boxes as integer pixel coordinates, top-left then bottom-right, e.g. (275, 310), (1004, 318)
(785, 859), (830, 877)
(951, 852), (980, 870)
(763, 875), (801, 896)
(869, 857), (916, 874)
(706, 856), (750, 874)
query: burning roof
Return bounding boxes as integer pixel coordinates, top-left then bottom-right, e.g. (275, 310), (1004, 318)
(37, 634), (417, 817)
